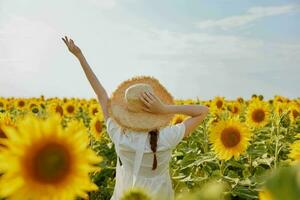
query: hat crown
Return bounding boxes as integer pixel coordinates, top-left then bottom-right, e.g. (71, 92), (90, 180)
(125, 83), (154, 112)
(108, 76), (174, 132)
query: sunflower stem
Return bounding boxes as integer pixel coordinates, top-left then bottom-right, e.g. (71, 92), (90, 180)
(274, 120), (280, 170)
(220, 160), (225, 176)
(204, 122), (209, 153)
(249, 154), (253, 174)
(274, 137), (278, 170)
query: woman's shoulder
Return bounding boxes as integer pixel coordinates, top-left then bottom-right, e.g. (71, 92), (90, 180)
(158, 123), (186, 148)
(159, 123), (185, 134)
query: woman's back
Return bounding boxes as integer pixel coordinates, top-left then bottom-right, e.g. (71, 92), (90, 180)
(106, 117), (186, 200)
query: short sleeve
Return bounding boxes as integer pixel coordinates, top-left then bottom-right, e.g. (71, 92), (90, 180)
(105, 117), (120, 143)
(160, 123), (186, 149)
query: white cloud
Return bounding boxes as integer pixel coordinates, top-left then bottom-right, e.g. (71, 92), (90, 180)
(128, 28), (300, 99)
(0, 2), (299, 100)
(195, 4), (300, 30)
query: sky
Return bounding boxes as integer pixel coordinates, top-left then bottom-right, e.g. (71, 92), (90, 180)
(0, 0), (299, 101)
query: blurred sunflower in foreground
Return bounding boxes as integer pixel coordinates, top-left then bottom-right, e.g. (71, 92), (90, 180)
(259, 164), (300, 200)
(0, 114), (102, 200)
(259, 189), (273, 200)
(209, 119), (251, 160)
(120, 187), (152, 200)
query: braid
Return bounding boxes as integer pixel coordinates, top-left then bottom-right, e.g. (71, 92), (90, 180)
(149, 129), (158, 170)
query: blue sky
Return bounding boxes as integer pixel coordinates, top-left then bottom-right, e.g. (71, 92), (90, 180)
(0, 0), (299, 100)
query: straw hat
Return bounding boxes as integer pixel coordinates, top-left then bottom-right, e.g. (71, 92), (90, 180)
(107, 76), (175, 132)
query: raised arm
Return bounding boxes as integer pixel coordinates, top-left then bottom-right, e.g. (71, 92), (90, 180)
(162, 104), (209, 138)
(61, 36), (109, 121)
(139, 91), (209, 138)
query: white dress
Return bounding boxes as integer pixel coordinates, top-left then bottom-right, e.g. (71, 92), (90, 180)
(106, 117), (186, 200)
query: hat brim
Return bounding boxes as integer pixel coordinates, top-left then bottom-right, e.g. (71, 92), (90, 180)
(108, 75), (175, 132)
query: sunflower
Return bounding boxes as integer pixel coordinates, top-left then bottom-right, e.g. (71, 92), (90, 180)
(0, 114), (102, 200)
(288, 103), (300, 123)
(171, 114), (189, 125)
(246, 100), (271, 128)
(90, 114), (105, 140)
(88, 103), (102, 117)
(28, 99), (41, 109)
(210, 96), (226, 115)
(228, 102), (242, 116)
(0, 124), (7, 148)
(63, 100), (78, 117)
(274, 101), (288, 117)
(5, 98), (15, 110)
(0, 98), (7, 109)
(209, 119), (251, 160)
(288, 136), (300, 162)
(274, 95), (286, 104)
(47, 102), (64, 116)
(212, 96), (225, 110)
(14, 98), (27, 111)
(78, 99), (88, 111)
(31, 105), (40, 114)
(0, 113), (15, 143)
(120, 187), (152, 200)
(236, 97), (244, 104)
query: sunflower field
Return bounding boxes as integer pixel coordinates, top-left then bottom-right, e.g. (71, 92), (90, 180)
(0, 95), (299, 200)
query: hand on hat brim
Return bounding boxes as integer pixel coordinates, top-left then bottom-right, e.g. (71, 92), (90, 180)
(139, 91), (166, 114)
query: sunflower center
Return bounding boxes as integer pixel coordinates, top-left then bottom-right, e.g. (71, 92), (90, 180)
(221, 127), (241, 148)
(92, 108), (98, 115)
(32, 107), (39, 113)
(18, 101), (25, 107)
(251, 109), (265, 123)
(216, 100), (223, 109)
(55, 105), (64, 116)
(0, 102), (3, 107)
(95, 120), (102, 133)
(292, 110), (299, 119)
(175, 117), (184, 124)
(232, 106), (239, 114)
(67, 105), (75, 113)
(27, 142), (71, 184)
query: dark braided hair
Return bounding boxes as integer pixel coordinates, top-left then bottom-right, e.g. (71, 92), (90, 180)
(149, 129), (159, 170)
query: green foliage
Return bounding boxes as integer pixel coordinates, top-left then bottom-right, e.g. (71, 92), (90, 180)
(3, 99), (300, 200)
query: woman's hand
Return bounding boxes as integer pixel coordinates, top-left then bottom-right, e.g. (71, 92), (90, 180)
(62, 36), (82, 57)
(139, 91), (168, 114)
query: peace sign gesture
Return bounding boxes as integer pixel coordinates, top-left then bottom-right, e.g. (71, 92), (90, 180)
(61, 36), (82, 57)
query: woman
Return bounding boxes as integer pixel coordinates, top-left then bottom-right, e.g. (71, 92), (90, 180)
(62, 36), (209, 200)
